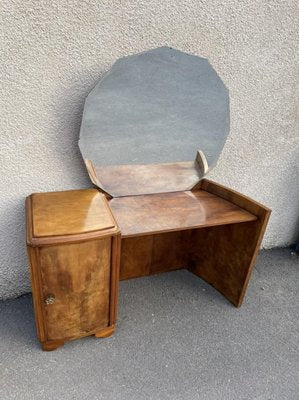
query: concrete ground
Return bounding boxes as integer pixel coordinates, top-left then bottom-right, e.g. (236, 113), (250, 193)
(0, 248), (298, 400)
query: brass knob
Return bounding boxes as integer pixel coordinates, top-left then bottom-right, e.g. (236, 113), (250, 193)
(45, 294), (55, 305)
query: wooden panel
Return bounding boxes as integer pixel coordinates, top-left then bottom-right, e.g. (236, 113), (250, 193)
(190, 178), (271, 306)
(110, 190), (256, 237)
(92, 161), (202, 196)
(32, 189), (115, 237)
(120, 231), (191, 280)
(120, 236), (153, 280)
(39, 238), (111, 340)
(109, 234), (121, 324)
(26, 246), (47, 343)
(189, 223), (257, 306)
(198, 179), (271, 218)
(150, 231), (191, 274)
(188, 180), (271, 307)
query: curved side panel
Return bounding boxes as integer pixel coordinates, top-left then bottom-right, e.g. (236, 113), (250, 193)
(189, 179), (271, 307)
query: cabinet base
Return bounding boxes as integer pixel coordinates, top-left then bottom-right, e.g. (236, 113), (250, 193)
(94, 325), (115, 338)
(41, 339), (65, 351)
(40, 325), (115, 351)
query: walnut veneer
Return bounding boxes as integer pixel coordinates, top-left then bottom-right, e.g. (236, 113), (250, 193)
(110, 179), (270, 309)
(109, 189), (257, 237)
(26, 190), (120, 351)
(26, 180), (270, 350)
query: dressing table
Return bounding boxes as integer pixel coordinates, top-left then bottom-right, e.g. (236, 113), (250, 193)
(26, 47), (270, 350)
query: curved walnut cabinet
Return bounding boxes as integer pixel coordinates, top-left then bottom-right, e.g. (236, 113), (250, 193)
(26, 189), (120, 351)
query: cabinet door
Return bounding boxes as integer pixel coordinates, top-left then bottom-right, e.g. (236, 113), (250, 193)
(39, 238), (111, 341)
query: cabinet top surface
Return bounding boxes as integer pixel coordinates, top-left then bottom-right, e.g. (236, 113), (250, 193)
(109, 189), (257, 237)
(31, 189), (116, 238)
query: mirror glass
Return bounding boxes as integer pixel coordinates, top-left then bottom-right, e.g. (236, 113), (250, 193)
(79, 47), (229, 169)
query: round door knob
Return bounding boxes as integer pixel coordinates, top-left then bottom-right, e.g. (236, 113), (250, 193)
(45, 294), (55, 305)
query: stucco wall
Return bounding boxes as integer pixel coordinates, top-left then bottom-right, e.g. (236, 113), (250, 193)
(1, 0), (298, 299)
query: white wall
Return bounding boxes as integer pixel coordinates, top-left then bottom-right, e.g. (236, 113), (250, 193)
(0, 0), (298, 299)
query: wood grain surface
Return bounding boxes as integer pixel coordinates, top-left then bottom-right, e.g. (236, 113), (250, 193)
(189, 179), (271, 307)
(109, 190), (257, 237)
(26, 190), (121, 350)
(92, 161), (202, 196)
(39, 238), (111, 341)
(119, 231), (192, 280)
(26, 179), (270, 351)
(115, 180), (270, 308)
(32, 189), (115, 237)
